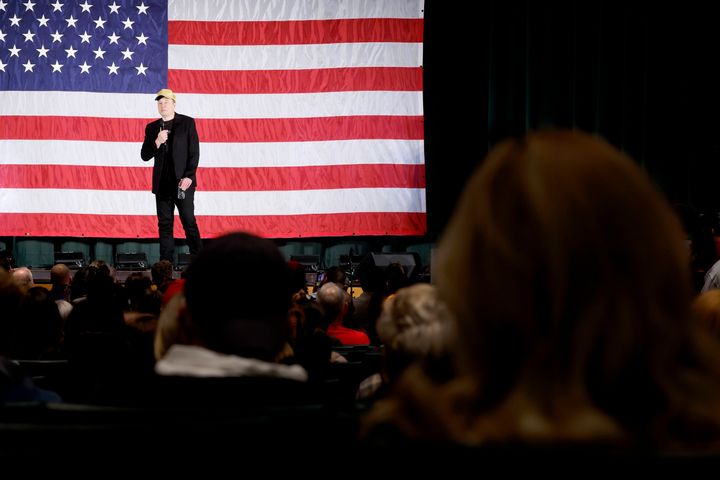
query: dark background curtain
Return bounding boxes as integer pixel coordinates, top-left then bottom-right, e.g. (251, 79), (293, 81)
(424, 0), (720, 239)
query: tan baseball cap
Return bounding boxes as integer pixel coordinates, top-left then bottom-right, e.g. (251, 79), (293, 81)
(155, 88), (176, 102)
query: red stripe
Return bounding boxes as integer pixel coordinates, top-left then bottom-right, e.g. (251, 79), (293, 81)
(169, 67), (423, 94)
(0, 165), (152, 190)
(0, 213), (427, 238)
(1, 116), (424, 142)
(168, 18), (423, 45)
(0, 117), (150, 142)
(197, 116), (424, 142)
(0, 164), (426, 191)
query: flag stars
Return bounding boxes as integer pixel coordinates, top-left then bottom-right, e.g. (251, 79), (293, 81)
(0, 1), (159, 81)
(22, 29), (35, 42)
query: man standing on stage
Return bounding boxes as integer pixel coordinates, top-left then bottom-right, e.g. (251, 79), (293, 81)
(141, 88), (203, 263)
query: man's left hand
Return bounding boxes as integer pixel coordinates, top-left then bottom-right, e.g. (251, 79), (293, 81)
(179, 178), (193, 191)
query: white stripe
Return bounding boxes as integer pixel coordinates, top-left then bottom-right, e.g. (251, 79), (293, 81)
(186, 91), (423, 119)
(169, 0), (424, 21)
(1, 140), (141, 167)
(0, 90), (422, 118)
(0, 139), (425, 168)
(0, 91), (154, 118)
(0, 188), (426, 215)
(169, 43), (422, 70)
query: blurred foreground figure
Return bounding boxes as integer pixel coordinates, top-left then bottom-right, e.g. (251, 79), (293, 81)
(365, 130), (720, 452)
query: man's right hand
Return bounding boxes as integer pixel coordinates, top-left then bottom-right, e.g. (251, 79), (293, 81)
(155, 129), (169, 148)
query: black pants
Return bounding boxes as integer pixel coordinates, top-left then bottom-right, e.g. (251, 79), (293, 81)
(156, 190), (202, 262)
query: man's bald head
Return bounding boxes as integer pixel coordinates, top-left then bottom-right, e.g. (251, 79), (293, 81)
(51, 263), (72, 286)
(12, 267), (34, 292)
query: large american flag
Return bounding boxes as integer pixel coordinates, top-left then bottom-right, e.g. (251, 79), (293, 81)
(0, 0), (425, 238)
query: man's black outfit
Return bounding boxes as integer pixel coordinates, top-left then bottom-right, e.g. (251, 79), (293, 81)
(141, 113), (202, 262)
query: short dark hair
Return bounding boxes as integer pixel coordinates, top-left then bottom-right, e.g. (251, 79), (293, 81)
(151, 260), (174, 286)
(184, 232), (293, 361)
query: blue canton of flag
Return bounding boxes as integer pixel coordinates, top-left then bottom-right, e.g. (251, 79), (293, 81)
(0, 0), (167, 92)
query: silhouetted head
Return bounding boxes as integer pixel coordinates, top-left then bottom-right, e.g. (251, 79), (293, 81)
(184, 232), (293, 361)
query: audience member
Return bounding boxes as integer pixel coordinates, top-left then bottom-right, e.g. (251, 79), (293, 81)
(11, 286), (65, 360)
(364, 130), (720, 452)
(152, 232), (308, 406)
(692, 289), (720, 339)
(357, 283), (454, 400)
(50, 264), (72, 301)
(0, 251), (12, 272)
(11, 267), (34, 293)
(318, 282), (369, 346)
(151, 259), (174, 294)
(0, 356), (62, 403)
(50, 263), (73, 321)
(701, 257), (720, 293)
(0, 269), (23, 357)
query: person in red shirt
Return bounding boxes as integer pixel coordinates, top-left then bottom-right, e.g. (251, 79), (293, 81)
(317, 282), (369, 345)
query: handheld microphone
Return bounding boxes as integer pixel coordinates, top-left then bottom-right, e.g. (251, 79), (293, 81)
(160, 120), (170, 152)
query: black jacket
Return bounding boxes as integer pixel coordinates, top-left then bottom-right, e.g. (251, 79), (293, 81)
(140, 113), (199, 194)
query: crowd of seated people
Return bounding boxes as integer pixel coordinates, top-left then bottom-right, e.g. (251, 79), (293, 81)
(5, 129), (720, 461)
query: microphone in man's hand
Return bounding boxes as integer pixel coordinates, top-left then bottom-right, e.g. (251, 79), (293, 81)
(160, 121), (170, 148)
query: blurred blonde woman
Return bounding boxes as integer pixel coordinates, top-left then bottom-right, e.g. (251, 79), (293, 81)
(364, 130), (720, 451)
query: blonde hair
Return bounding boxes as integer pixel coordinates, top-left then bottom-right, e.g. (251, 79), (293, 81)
(377, 283), (453, 360)
(692, 290), (720, 339)
(429, 129), (720, 445)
